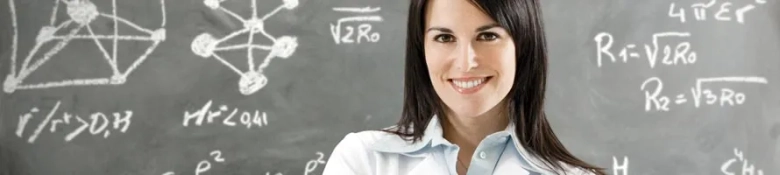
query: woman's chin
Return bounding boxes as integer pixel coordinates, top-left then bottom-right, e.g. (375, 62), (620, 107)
(449, 108), (492, 119)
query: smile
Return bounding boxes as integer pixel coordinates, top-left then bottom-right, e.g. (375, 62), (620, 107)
(448, 76), (492, 94)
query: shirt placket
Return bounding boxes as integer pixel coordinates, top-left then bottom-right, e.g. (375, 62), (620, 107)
(467, 134), (509, 175)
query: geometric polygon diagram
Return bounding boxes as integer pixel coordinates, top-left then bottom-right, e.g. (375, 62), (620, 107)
(4, 0), (166, 93)
(192, 0), (299, 95)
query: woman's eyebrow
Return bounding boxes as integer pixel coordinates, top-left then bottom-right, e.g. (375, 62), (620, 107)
(426, 27), (452, 33)
(426, 24), (500, 33)
(476, 24), (501, 32)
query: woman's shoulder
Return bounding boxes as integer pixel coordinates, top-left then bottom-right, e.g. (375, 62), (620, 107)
(335, 131), (383, 147)
(332, 129), (410, 152)
(322, 130), (409, 174)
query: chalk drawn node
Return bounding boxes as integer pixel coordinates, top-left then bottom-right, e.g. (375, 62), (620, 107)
(4, 75), (17, 93)
(204, 0), (221, 10)
(283, 0), (299, 9)
(239, 71), (268, 95)
(65, 0), (100, 25)
(151, 28), (167, 41)
(191, 33), (217, 58)
(110, 74), (126, 84)
(271, 36), (297, 59)
(245, 18), (265, 34)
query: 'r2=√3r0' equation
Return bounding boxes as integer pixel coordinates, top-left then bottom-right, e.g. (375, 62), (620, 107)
(641, 76), (768, 112)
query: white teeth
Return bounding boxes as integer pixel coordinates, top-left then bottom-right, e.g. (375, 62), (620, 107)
(453, 78), (486, 89)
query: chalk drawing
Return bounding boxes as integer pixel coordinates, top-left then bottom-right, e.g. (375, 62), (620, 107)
(669, 0), (768, 24)
(192, 0), (299, 95)
(721, 148), (765, 175)
(304, 152), (327, 175)
(613, 156), (629, 175)
(4, 0), (167, 93)
(163, 150), (227, 175)
(183, 100), (269, 129)
(640, 76), (768, 112)
(330, 6), (383, 44)
(594, 32), (696, 69)
(15, 101), (133, 143)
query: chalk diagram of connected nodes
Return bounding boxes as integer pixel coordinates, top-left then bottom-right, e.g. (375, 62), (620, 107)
(3, 0), (167, 93)
(191, 0), (299, 95)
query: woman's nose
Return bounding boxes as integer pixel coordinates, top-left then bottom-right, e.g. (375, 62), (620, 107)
(455, 42), (478, 72)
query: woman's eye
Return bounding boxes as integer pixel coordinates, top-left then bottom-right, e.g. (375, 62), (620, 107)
(477, 32), (499, 41)
(434, 34), (455, 43)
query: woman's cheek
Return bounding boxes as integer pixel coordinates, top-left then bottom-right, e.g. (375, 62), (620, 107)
(425, 49), (446, 77)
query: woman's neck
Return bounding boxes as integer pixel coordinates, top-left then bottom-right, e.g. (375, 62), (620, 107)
(441, 105), (509, 150)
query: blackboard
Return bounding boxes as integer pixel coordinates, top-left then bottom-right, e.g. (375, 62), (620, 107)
(0, 0), (778, 174)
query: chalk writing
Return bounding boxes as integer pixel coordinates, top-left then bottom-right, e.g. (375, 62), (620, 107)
(641, 76), (768, 112)
(721, 148), (765, 175)
(613, 156), (629, 175)
(330, 6), (383, 44)
(594, 32), (697, 69)
(304, 152), (328, 175)
(162, 151), (325, 174)
(4, 0), (166, 93)
(163, 150), (229, 175)
(183, 100), (269, 129)
(192, 0), (299, 95)
(669, 0), (768, 24)
(15, 101), (133, 143)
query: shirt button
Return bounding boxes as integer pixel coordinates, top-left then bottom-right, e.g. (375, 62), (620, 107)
(478, 151), (487, 159)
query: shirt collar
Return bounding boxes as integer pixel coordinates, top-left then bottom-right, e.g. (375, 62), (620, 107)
(369, 115), (444, 155)
(368, 115), (588, 174)
(369, 115), (516, 154)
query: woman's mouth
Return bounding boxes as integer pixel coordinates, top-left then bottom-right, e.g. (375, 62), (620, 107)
(448, 76), (492, 94)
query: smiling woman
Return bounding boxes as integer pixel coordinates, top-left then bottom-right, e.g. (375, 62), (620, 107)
(322, 0), (605, 174)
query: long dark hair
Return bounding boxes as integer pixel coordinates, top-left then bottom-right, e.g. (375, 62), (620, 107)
(387, 0), (605, 174)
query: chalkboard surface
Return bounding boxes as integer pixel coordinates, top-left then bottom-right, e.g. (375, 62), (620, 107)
(0, 0), (778, 174)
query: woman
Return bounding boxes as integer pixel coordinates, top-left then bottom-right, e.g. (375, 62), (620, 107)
(323, 0), (604, 174)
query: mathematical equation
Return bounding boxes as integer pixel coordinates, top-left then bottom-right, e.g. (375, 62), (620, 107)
(668, 0), (768, 24)
(183, 100), (269, 129)
(329, 6), (382, 44)
(163, 150), (326, 175)
(15, 101), (133, 143)
(594, 32), (697, 69)
(641, 76), (768, 112)
(721, 148), (765, 175)
(594, 1), (771, 112)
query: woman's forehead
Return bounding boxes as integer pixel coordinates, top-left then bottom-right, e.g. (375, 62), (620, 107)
(424, 0), (497, 30)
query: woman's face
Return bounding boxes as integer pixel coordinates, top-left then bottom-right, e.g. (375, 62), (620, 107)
(424, 0), (516, 118)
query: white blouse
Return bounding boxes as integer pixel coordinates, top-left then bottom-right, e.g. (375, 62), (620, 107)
(322, 116), (593, 175)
